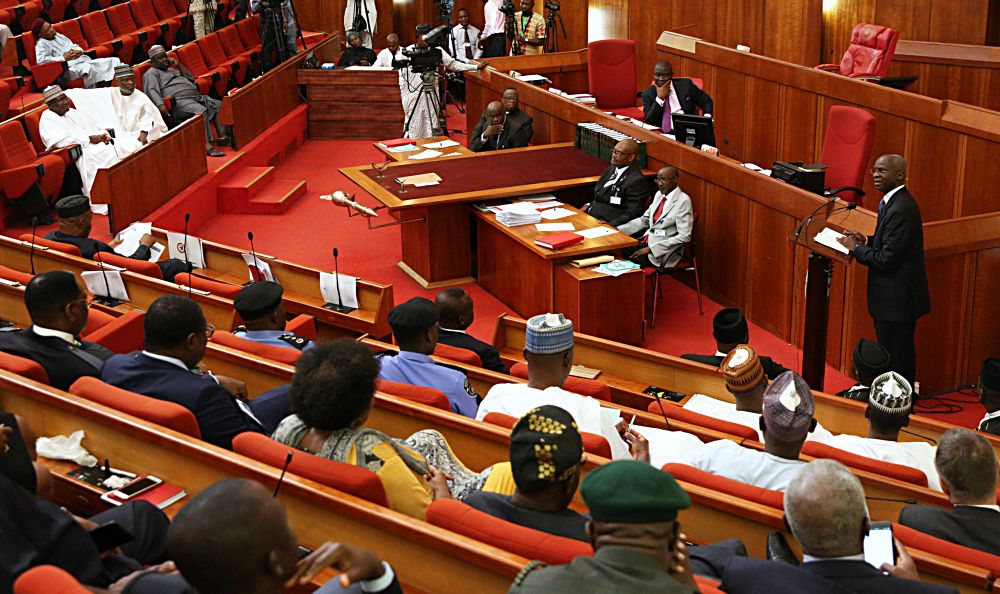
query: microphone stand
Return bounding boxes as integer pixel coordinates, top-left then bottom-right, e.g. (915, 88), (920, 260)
(324, 247), (356, 313)
(183, 213), (192, 299)
(246, 231), (261, 285)
(29, 216), (38, 275)
(92, 243), (124, 307)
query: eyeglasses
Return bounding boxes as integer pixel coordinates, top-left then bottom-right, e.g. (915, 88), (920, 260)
(656, 175), (678, 182)
(611, 149), (635, 157)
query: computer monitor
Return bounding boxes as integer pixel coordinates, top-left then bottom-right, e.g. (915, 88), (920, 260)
(671, 113), (716, 148)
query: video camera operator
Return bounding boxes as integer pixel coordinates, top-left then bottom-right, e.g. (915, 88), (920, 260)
(510, 0), (545, 55)
(480, 0), (508, 57)
(251, 0), (298, 71)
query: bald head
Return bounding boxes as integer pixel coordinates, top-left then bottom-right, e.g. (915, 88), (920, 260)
(486, 101), (505, 125)
(611, 139), (639, 167)
(435, 287), (473, 329)
(168, 479), (298, 594)
(872, 154), (907, 193)
(785, 460), (868, 558)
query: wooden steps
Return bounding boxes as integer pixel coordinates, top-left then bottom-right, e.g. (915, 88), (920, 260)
(216, 165), (307, 214)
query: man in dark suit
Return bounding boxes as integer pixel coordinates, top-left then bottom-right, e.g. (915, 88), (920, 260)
(839, 154), (930, 386)
(836, 338), (891, 402)
(976, 358), (1000, 436)
(681, 308), (790, 380)
(434, 287), (507, 373)
(642, 61), (714, 137)
(585, 138), (652, 227)
(470, 87), (533, 151)
(0, 270), (112, 390)
(721, 459), (957, 594)
(899, 429), (1000, 556)
(101, 295), (291, 450)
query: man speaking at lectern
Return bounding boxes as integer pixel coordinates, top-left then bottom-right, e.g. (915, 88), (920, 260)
(838, 154), (930, 387)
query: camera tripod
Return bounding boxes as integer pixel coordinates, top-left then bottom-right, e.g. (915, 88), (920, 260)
(544, 3), (567, 53)
(403, 71), (447, 138)
(259, 0), (307, 71)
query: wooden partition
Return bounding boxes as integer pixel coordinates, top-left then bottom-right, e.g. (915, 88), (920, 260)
(466, 52), (1000, 392)
(219, 34), (339, 149)
(888, 41), (1000, 111)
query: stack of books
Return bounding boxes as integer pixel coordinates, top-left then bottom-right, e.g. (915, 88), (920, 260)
(575, 123), (648, 168)
(495, 202), (542, 227)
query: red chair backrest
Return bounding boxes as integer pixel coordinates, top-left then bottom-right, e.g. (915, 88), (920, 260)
(482, 412), (613, 458)
(433, 342), (483, 367)
(232, 432), (389, 507)
(587, 39), (637, 109)
(801, 441), (928, 488)
(0, 351), (51, 384)
(894, 523), (1000, 575)
(236, 17), (261, 48)
(211, 331), (303, 366)
(80, 11), (116, 45)
(0, 120), (38, 169)
(663, 462), (785, 509)
(197, 34), (230, 68)
(14, 565), (91, 594)
(93, 251), (163, 279)
(377, 379), (451, 411)
(0, 264), (33, 284)
(22, 107), (47, 153)
(54, 18), (89, 50)
(130, 0), (160, 28)
(217, 25), (247, 56)
(838, 23), (899, 77)
(426, 498), (593, 565)
(105, 4), (138, 37)
(18, 234), (83, 256)
(173, 272), (242, 299)
(645, 399), (759, 441)
(134, 62), (153, 91)
(154, 0), (179, 19)
(81, 304), (116, 336)
(819, 106), (876, 205)
(82, 309), (145, 353)
(509, 362), (611, 402)
(177, 42), (212, 76)
(69, 376), (202, 438)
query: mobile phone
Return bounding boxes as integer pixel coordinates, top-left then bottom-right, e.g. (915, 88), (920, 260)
(296, 545), (313, 560)
(863, 521), (896, 571)
(88, 521), (134, 552)
(109, 475), (162, 500)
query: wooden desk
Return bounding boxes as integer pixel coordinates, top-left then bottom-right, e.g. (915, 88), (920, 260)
(340, 144), (609, 287)
(298, 67), (404, 140)
(374, 136), (474, 162)
(474, 205), (643, 343)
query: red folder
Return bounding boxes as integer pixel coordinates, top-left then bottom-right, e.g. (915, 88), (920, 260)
(380, 138), (413, 148)
(535, 231), (584, 250)
(100, 481), (187, 510)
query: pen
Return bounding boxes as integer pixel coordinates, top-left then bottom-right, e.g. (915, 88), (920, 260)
(627, 414), (636, 433)
(109, 467), (137, 478)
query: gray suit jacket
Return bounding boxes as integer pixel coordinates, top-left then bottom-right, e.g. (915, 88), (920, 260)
(617, 187), (693, 268)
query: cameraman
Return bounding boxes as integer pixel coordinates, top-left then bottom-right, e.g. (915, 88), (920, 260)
(479, 0), (507, 58)
(251, 0), (297, 71)
(511, 0), (545, 55)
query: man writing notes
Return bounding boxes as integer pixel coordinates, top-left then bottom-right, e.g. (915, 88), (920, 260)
(38, 86), (120, 198)
(642, 61), (714, 140)
(511, 0), (545, 55)
(838, 154), (930, 386)
(450, 9), (482, 62)
(585, 138), (651, 227)
(618, 165), (693, 269)
(32, 19), (121, 88)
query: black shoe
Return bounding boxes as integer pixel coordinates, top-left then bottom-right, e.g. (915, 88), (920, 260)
(766, 531), (799, 565)
(36, 213), (55, 225)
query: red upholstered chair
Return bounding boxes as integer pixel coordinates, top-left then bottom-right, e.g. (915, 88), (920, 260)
(69, 376), (202, 438)
(433, 342), (483, 367)
(105, 4), (158, 53)
(175, 42), (228, 96)
(801, 441), (928, 488)
(0, 263), (33, 284)
(894, 523), (1000, 575)
(509, 362), (611, 402)
(22, 106), (83, 171)
(644, 211), (703, 326)
(0, 351), (50, 384)
(645, 399), (759, 441)
(82, 309), (145, 353)
(235, 16), (261, 50)
(9, 1), (43, 35)
(14, 565), (91, 594)
(92, 251), (163, 279)
(285, 314), (317, 340)
(587, 40), (637, 110)
(663, 462), (785, 509)
(816, 23), (899, 78)
(482, 411), (613, 458)
(16, 32), (69, 89)
(818, 106), (876, 206)
(172, 272), (242, 299)
(42, 0), (74, 23)
(426, 498), (593, 564)
(211, 331), (302, 365)
(217, 23), (257, 65)
(80, 305), (116, 336)
(197, 32), (248, 85)
(377, 379), (451, 411)
(0, 120), (66, 210)
(80, 10), (137, 63)
(128, 0), (178, 47)
(232, 432), (389, 506)
(54, 18), (114, 58)
(18, 233), (82, 255)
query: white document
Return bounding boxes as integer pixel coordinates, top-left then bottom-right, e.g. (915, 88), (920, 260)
(531, 200), (563, 209)
(516, 193), (558, 202)
(514, 74), (549, 83)
(814, 227), (850, 254)
(409, 149), (444, 160)
(423, 139), (460, 149)
(385, 143), (419, 153)
(81, 270), (130, 302)
(112, 222), (152, 257)
(91, 203), (109, 216)
(345, 65), (393, 71)
(536, 222), (575, 232)
(741, 163), (763, 171)
(167, 231), (206, 269)
(577, 227), (618, 239)
(496, 202), (541, 214)
(539, 207), (574, 221)
(601, 407), (622, 428)
(242, 253), (276, 282)
(319, 272), (359, 309)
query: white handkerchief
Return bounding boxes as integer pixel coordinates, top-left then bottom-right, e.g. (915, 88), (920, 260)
(535, 222), (575, 232)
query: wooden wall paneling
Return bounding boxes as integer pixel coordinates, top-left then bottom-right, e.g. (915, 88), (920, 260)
(902, 122), (962, 222)
(960, 136), (1000, 216)
(294, 0), (393, 45)
(587, 0), (628, 41)
(763, 0), (823, 66)
(916, 253), (973, 390)
(874, 0), (931, 41)
(711, 66), (750, 169)
(966, 247), (1000, 381)
(926, 0), (991, 43)
(745, 203), (797, 341)
(743, 76), (781, 164)
(776, 87), (822, 164)
(698, 183), (749, 308)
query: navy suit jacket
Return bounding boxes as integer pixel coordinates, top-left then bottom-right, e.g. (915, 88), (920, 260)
(721, 557), (957, 594)
(437, 328), (508, 374)
(101, 352), (265, 450)
(899, 505), (1000, 556)
(641, 79), (714, 126)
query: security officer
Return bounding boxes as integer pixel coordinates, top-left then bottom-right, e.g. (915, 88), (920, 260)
(509, 460), (698, 593)
(977, 358), (1000, 436)
(232, 281), (314, 351)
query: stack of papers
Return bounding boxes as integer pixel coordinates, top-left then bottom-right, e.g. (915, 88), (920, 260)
(395, 172), (442, 187)
(113, 222), (164, 261)
(385, 143), (418, 153)
(814, 227), (850, 254)
(594, 259), (640, 277)
(495, 202), (542, 227)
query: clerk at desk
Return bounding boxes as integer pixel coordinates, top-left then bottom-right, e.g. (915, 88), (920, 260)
(585, 139), (651, 227)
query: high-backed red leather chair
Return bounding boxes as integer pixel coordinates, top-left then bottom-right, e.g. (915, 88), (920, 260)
(0, 120), (65, 212)
(105, 3), (158, 54)
(588, 40), (637, 110)
(816, 23), (899, 78)
(433, 342), (483, 367)
(197, 32), (248, 85)
(0, 351), (51, 384)
(509, 361), (612, 402)
(217, 23), (258, 66)
(482, 411), (613, 458)
(377, 378), (451, 411)
(54, 18), (114, 58)
(235, 16), (262, 50)
(818, 106), (876, 206)
(645, 399), (759, 441)
(175, 42), (228, 96)
(16, 32), (69, 89)
(128, 0), (178, 47)
(69, 376), (202, 438)
(80, 10), (137, 63)
(14, 565), (91, 594)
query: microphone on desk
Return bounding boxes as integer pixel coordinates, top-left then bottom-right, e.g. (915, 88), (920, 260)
(792, 196), (842, 242)
(866, 495), (919, 505)
(324, 191), (379, 217)
(273, 450), (294, 498)
(247, 231), (261, 282)
(722, 138), (745, 164)
(92, 242), (124, 307)
(183, 213), (192, 300)
(325, 247), (357, 313)
(29, 216), (38, 275)
(652, 392), (674, 432)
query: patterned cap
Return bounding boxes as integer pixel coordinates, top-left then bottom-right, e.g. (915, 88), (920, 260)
(41, 85), (65, 103)
(980, 358), (1000, 392)
(852, 338), (891, 380)
(525, 313), (573, 355)
(867, 371), (913, 417)
(149, 45), (166, 58)
(720, 344), (765, 394)
(582, 460), (691, 523)
(114, 64), (134, 79)
(509, 405), (583, 493)
(762, 371), (815, 442)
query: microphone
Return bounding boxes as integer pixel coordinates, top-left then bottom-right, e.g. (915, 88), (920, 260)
(722, 138), (745, 163)
(183, 213), (192, 300)
(324, 247), (356, 314)
(247, 231), (261, 283)
(652, 393), (673, 432)
(899, 428), (937, 444)
(29, 216), (38, 275)
(92, 242), (124, 307)
(792, 196), (841, 241)
(272, 450), (293, 498)
(421, 25), (448, 41)
(866, 495), (918, 505)
(325, 191), (379, 217)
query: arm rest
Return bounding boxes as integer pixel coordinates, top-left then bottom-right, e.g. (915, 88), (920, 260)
(162, 95), (173, 110)
(29, 60), (67, 88)
(112, 39), (123, 52)
(82, 310), (145, 353)
(285, 314), (317, 340)
(0, 164), (43, 197)
(137, 31), (148, 43)
(825, 186), (866, 200)
(84, 49), (98, 59)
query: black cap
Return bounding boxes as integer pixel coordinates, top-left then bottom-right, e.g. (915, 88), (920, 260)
(713, 308), (748, 344)
(233, 281), (283, 321)
(388, 297), (438, 334)
(852, 338), (891, 380)
(54, 195), (90, 218)
(981, 358), (1000, 392)
(510, 405), (583, 493)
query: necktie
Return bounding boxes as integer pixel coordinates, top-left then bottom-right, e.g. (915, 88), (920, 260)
(878, 199), (886, 219)
(463, 26), (472, 59)
(642, 195), (669, 244)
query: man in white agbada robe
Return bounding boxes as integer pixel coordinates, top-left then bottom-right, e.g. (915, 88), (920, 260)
(344, 0), (377, 48)
(64, 65), (168, 157)
(33, 20), (121, 89)
(38, 86), (120, 198)
(400, 24), (483, 139)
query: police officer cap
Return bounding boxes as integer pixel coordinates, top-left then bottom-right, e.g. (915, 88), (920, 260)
(981, 358), (1000, 392)
(54, 195), (90, 218)
(510, 405), (583, 493)
(234, 281), (283, 321)
(713, 308), (748, 344)
(852, 338), (891, 379)
(581, 460), (691, 523)
(388, 297), (439, 333)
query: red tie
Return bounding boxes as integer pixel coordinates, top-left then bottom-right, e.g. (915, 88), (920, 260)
(642, 196), (668, 243)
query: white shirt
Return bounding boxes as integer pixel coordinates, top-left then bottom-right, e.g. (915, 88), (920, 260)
(978, 409), (1000, 430)
(683, 393), (835, 442)
(372, 46), (403, 68)
(683, 439), (806, 491)
(810, 433), (941, 491)
(604, 166), (627, 188)
(803, 553), (865, 564)
(481, 0), (506, 38)
(32, 325), (77, 345)
(451, 24), (482, 61)
(881, 184), (904, 208)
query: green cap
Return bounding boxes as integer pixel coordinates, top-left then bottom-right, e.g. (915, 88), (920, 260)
(581, 460), (691, 523)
